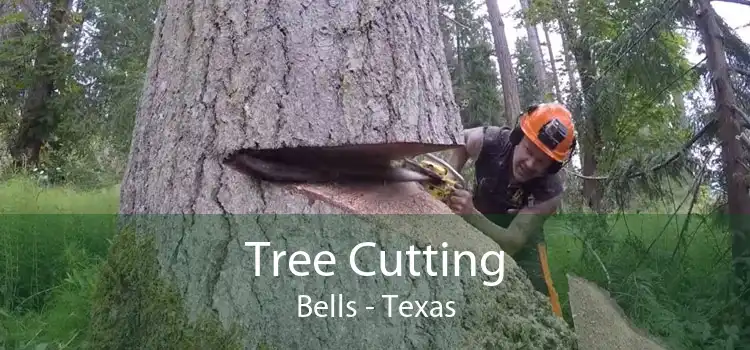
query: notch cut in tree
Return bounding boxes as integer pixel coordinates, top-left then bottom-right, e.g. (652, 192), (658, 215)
(108, 1), (577, 349)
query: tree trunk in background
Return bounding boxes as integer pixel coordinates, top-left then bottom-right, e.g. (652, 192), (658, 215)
(438, 3), (456, 72)
(542, 22), (562, 102)
(554, 3), (581, 212)
(559, 23), (578, 105)
(694, 0), (750, 334)
(10, 0), (72, 166)
(110, 1), (576, 349)
(453, 0), (466, 110)
(485, 0), (521, 125)
(556, 1), (602, 212)
(519, 0), (550, 102)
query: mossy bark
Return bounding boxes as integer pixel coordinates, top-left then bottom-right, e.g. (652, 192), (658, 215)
(88, 228), (243, 349)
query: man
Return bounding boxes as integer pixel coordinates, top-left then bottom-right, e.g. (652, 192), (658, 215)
(446, 103), (577, 318)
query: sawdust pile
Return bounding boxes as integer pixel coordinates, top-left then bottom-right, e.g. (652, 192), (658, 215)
(567, 273), (667, 350)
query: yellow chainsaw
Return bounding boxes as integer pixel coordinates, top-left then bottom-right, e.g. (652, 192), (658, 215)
(400, 153), (466, 203)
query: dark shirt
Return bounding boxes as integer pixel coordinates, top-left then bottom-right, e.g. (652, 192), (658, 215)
(471, 126), (563, 242)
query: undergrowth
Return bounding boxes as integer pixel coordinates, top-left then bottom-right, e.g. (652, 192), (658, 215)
(0, 175), (740, 349)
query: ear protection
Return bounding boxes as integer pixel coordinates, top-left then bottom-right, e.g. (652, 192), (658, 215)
(508, 104), (577, 174)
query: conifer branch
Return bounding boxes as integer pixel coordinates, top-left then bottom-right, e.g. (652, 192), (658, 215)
(570, 119), (718, 181)
(731, 66), (750, 78)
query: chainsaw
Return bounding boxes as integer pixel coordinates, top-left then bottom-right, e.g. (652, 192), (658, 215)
(399, 153), (466, 202)
(223, 147), (466, 203)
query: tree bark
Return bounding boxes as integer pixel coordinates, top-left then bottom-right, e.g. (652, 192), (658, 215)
(113, 1), (576, 349)
(694, 0), (750, 327)
(485, 0), (521, 125)
(120, 0), (468, 214)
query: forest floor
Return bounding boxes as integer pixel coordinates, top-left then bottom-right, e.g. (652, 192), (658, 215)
(0, 175), (734, 350)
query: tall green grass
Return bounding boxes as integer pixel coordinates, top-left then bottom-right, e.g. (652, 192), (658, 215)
(545, 213), (736, 349)
(0, 177), (119, 349)
(0, 176), (738, 349)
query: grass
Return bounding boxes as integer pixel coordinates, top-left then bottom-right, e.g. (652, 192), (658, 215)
(0, 175), (740, 349)
(0, 177), (119, 349)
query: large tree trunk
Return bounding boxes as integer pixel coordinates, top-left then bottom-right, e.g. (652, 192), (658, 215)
(103, 1), (577, 349)
(694, 0), (750, 333)
(485, 0), (521, 125)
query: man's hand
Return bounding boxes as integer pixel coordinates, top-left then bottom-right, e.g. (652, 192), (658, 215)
(448, 188), (475, 215)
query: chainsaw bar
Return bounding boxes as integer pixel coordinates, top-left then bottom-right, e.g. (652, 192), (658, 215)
(225, 151), (435, 184)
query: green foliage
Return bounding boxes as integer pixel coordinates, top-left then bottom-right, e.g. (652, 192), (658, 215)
(80, 0), (160, 155)
(0, 18), (38, 126)
(455, 42), (504, 127)
(442, 0), (504, 127)
(545, 212), (740, 350)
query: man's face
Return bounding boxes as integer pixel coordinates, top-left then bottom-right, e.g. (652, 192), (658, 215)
(511, 137), (555, 182)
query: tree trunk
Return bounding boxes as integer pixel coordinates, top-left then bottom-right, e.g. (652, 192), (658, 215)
(559, 22), (578, 105)
(519, 0), (550, 102)
(438, 3), (456, 72)
(485, 0), (521, 125)
(694, 0), (750, 332)
(556, 2), (602, 212)
(10, 0), (72, 167)
(105, 1), (577, 349)
(542, 22), (562, 102)
(453, 0), (466, 109)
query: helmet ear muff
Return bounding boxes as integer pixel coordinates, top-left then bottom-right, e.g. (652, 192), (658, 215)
(547, 135), (577, 174)
(510, 126), (523, 146)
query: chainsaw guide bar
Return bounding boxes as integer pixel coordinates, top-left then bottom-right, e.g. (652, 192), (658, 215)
(224, 148), (465, 203)
(224, 150), (428, 184)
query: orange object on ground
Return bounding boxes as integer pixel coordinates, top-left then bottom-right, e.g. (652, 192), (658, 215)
(537, 242), (563, 318)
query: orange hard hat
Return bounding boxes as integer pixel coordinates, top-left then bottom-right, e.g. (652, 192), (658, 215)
(519, 103), (576, 163)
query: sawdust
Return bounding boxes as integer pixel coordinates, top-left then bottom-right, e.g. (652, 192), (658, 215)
(292, 182), (455, 214)
(567, 273), (667, 350)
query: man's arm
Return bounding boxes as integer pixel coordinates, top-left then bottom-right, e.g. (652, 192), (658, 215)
(464, 194), (560, 256)
(459, 207), (529, 255)
(503, 176), (565, 247)
(447, 127), (484, 173)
